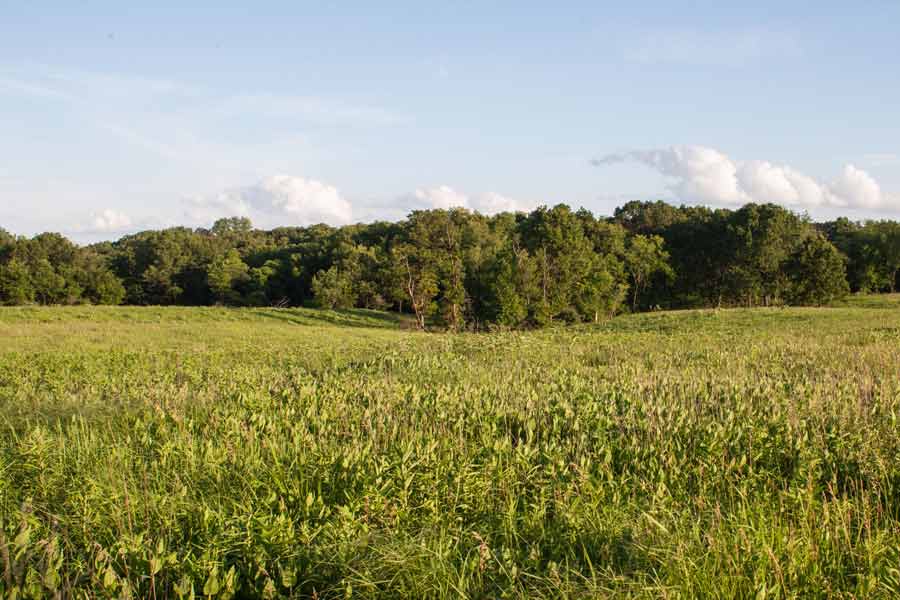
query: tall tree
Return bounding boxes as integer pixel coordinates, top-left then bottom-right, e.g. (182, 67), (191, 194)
(867, 221), (900, 292)
(724, 204), (809, 306)
(207, 249), (250, 305)
(785, 234), (850, 305)
(311, 266), (355, 309)
(624, 235), (673, 311)
(0, 258), (34, 305)
(390, 243), (438, 330)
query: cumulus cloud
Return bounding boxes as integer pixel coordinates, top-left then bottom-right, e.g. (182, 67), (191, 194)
(474, 191), (538, 215)
(89, 209), (132, 232)
(65, 208), (137, 240)
(187, 175), (353, 227)
(593, 145), (900, 213)
(408, 186), (536, 215)
(829, 165), (883, 209)
(413, 186), (470, 210)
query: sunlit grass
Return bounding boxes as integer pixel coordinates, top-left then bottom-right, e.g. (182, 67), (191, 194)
(2, 301), (899, 597)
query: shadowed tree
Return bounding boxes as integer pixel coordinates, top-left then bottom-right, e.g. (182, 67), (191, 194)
(0, 258), (34, 305)
(785, 233), (850, 305)
(624, 234), (673, 311)
(207, 249), (250, 305)
(311, 266), (355, 309)
(867, 221), (900, 292)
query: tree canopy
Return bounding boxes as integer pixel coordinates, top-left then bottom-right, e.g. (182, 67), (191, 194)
(3, 202), (898, 328)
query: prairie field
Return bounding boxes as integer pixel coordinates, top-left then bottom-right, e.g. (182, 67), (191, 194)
(2, 298), (900, 598)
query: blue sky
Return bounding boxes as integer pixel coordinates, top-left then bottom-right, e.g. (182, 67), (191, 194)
(1, 1), (899, 241)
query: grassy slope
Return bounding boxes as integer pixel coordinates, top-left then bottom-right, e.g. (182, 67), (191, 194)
(1, 298), (900, 597)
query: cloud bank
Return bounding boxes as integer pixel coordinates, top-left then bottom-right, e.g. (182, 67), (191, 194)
(413, 186), (471, 210)
(187, 175), (354, 228)
(411, 186), (536, 215)
(593, 146), (900, 213)
(185, 180), (539, 230)
(90, 209), (133, 232)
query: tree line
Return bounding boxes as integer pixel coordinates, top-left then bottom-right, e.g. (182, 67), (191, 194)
(2, 201), (899, 329)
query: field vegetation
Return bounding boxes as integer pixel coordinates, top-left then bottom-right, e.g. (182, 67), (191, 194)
(2, 297), (900, 597)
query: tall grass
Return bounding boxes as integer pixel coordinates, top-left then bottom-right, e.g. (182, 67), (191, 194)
(2, 302), (900, 598)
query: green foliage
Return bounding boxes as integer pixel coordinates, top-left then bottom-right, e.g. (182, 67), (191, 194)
(1, 303), (900, 597)
(311, 266), (355, 309)
(390, 242), (439, 329)
(624, 234), (672, 310)
(0, 228), (14, 262)
(724, 203), (810, 306)
(30, 259), (69, 304)
(5, 201), (900, 324)
(785, 234), (850, 305)
(822, 218), (900, 293)
(207, 249), (250, 305)
(575, 253), (628, 321)
(211, 216), (253, 238)
(484, 246), (537, 328)
(0, 258), (34, 305)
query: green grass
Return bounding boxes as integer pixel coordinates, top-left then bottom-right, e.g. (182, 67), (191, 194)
(829, 292), (900, 310)
(2, 301), (900, 598)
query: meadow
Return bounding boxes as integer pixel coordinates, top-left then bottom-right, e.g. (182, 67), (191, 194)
(1, 298), (900, 598)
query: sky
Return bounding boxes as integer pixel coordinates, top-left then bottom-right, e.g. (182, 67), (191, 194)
(1, 1), (899, 242)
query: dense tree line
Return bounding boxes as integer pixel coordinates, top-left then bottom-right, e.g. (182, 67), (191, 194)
(0, 230), (125, 306)
(2, 201), (899, 329)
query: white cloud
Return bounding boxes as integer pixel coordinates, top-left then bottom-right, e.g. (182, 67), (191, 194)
(829, 165), (882, 209)
(413, 186), (470, 210)
(472, 191), (537, 215)
(594, 145), (900, 213)
(737, 161), (827, 207)
(186, 175), (353, 228)
(405, 186), (537, 215)
(63, 208), (137, 240)
(90, 209), (133, 232)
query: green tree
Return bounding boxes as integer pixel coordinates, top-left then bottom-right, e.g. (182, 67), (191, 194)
(519, 205), (598, 322)
(112, 228), (219, 304)
(311, 266), (355, 309)
(785, 234), (849, 305)
(390, 243), (439, 330)
(211, 217), (253, 238)
(0, 258), (34, 305)
(0, 227), (15, 263)
(30, 259), (67, 304)
(614, 200), (687, 234)
(624, 234), (673, 311)
(867, 221), (900, 292)
(576, 254), (628, 322)
(484, 246), (539, 328)
(246, 259), (283, 305)
(724, 204), (809, 306)
(80, 267), (126, 305)
(207, 249), (250, 305)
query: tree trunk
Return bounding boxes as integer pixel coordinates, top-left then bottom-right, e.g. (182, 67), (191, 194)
(404, 257), (425, 331)
(631, 276), (640, 311)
